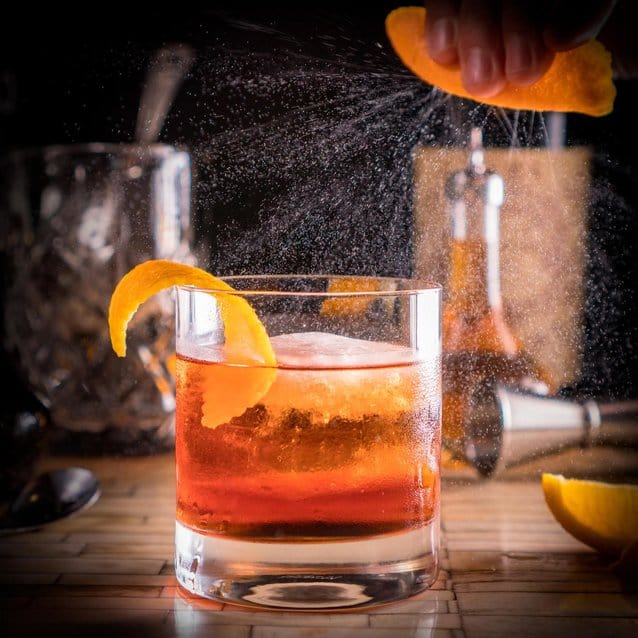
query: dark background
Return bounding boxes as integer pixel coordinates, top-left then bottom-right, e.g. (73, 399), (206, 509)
(1, 3), (637, 400)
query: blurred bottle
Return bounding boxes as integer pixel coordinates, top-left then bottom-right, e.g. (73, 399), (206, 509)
(441, 128), (554, 462)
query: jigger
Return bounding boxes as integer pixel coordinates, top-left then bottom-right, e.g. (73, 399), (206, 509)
(462, 382), (638, 477)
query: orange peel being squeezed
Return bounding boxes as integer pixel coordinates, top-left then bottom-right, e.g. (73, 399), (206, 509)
(386, 6), (616, 116)
(108, 259), (277, 428)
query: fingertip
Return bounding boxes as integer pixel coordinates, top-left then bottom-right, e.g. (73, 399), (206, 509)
(461, 46), (507, 98)
(505, 34), (555, 86)
(463, 79), (508, 99)
(426, 16), (460, 66)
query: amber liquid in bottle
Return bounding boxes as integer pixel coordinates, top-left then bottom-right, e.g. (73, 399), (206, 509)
(441, 129), (552, 462)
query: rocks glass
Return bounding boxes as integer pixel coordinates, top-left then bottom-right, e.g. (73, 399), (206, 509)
(173, 275), (442, 609)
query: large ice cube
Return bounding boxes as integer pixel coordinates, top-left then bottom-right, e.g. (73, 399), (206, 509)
(262, 332), (437, 420)
(270, 331), (417, 369)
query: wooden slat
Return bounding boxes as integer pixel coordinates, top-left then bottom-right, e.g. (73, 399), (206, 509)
(0, 451), (635, 637)
(447, 550), (606, 573)
(251, 628), (456, 638)
(461, 614), (638, 638)
(4, 608), (169, 624)
(31, 595), (183, 610)
(457, 591), (638, 617)
(60, 574), (176, 587)
(82, 543), (174, 559)
(171, 608), (370, 627)
(0, 542), (85, 557)
(370, 612), (462, 629)
(0, 557), (166, 574)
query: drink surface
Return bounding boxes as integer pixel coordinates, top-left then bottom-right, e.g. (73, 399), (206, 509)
(175, 332), (440, 541)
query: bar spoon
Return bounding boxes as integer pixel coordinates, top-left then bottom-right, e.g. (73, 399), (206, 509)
(0, 467), (100, 533)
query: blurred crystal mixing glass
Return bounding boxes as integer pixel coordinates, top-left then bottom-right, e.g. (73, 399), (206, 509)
(0, 144), (194, 455)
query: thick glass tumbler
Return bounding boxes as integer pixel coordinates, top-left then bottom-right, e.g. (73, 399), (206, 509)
(174, 275), (441, 609)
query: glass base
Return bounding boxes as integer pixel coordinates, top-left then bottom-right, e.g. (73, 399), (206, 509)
(174, 517), (440, 610)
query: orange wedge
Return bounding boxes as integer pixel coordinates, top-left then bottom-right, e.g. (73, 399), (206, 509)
(542, 473), (638, 556)
(386, 6), (616, 116)
(108, 259), (277, 428)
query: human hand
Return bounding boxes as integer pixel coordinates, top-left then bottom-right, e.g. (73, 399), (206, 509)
(424, 0), (618, 98)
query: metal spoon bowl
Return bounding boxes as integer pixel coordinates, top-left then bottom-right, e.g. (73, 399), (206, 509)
(0, 467), (100, 534)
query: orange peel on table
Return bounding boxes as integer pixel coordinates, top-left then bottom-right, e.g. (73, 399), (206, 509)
(108, 259), (277, 428)
(542, 473), (638, 557)
(386, 6), (616, 116)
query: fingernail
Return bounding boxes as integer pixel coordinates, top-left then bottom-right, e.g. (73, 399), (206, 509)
(506, 33), (532, 80)
(464, 46), (495, 92)
(428, 18), (457, 62)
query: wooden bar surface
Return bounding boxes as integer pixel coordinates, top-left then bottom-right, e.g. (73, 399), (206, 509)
(1, 445), (637, 638)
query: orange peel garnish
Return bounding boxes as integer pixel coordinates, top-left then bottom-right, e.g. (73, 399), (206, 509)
(386, 6), (616, 116)
(108, 259), (276, 428)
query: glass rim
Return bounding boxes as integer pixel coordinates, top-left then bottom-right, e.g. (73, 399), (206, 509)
(0, 142), (188, 163)
(177, 274), (441, 297)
